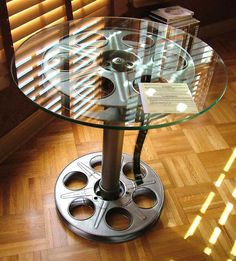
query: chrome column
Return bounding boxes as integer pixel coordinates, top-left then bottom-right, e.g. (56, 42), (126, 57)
(99, 128), (124, 200)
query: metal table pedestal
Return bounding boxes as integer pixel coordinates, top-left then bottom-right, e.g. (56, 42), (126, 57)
(55, 128), (164, 243)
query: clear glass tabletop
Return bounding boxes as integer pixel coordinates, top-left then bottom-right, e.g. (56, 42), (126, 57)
(12, 17), (228, 130)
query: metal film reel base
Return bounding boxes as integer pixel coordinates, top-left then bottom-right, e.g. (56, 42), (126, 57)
(53, 31), (165, 243)
(55, 152), (164, 243)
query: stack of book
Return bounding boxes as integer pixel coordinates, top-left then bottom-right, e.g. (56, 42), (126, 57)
(148, 6), (213, 113)
(148, 5), (200, 36)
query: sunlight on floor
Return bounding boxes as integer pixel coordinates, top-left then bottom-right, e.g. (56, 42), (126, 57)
(184, 147), (236, 259)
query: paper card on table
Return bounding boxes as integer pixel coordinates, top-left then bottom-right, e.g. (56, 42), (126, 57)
(138, 82), (198, 114)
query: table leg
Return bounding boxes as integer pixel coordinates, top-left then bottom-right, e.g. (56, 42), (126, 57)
(99, 129), (124, 200)
(55, 130), (164, 242)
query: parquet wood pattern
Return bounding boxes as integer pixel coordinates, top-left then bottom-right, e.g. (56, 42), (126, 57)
(0, 31), (236, 260)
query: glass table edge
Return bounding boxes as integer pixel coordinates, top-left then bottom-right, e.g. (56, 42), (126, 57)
(11, 17), (229, 131)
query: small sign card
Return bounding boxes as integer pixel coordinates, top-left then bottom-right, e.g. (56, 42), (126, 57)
(138, 82), (198, 114)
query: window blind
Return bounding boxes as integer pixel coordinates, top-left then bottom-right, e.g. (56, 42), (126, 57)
(6, 0), (111, 49)
(0, 0), (110, 115)
(72, 0), (110, 19)
(7, 0), (67, 49)
(6, 1), (111, 116)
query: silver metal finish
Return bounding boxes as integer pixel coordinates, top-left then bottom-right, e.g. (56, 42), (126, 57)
(99, 129), (124, 200)
(42, 29), (195, 123)
(51, 29), (168, 242)
(13, 18), (227, 245)
(55, 152), (164, 243)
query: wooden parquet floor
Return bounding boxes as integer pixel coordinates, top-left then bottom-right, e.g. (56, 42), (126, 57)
(0, 31), (236, 261)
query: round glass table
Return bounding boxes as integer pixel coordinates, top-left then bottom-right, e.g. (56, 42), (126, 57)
(12, 17), (227, 243)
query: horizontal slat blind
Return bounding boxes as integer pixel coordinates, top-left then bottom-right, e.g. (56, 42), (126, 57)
(4, 0), (111, 117)
(9, 0), (65, 30)
(71, 0), (96, 10)
(7, 0), (111, 50)
(12, 6), (66, 44)
(89, 5), (110, 16)
(13, 18), (109, 119)
(7, 1), (67, 49)
(14, 17), (66, 50)
(8, 0), (51, 17)
(72, 0), (110, 19)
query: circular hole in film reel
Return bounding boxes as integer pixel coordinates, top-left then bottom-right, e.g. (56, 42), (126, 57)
(69, 198), (95, 220)
(122, 33), (154, 49)
(159, 52), (189, 71)
(90, 155), (103, 173)
(63, 171), (88, 190)
(132, 187), (157, 209)
(122, 162), (146, 181)
(105, 207), (132, 231)
(43, 44), (84, 73)
(72, 75), (115, 101)
(42, 44), (98, 94)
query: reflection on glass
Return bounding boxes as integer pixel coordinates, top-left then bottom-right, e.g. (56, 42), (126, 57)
(176, 102), (187, 112)
(122, 33), (155, 49)
(72, 75), (115, 102)
(12, 17), (227, 130)
(16, 56), (32, 67)
(18, 77), (34, 88)
(145, 88), (156, 96)
(17, 66), (33, 78)
(75, 32), (108, 48)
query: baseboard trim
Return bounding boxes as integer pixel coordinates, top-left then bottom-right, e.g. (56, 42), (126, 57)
(199, 17), (236, 38)
(0, 110), (53, 163)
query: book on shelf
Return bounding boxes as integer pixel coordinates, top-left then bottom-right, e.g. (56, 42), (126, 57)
(168, 18), (200, 51)
(149, 15), (199, 33)
(169, 17), (199, 28)
(150, 5), (194, 23)
(148, 6), (200, 37)
(168, 18), (200, 34)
